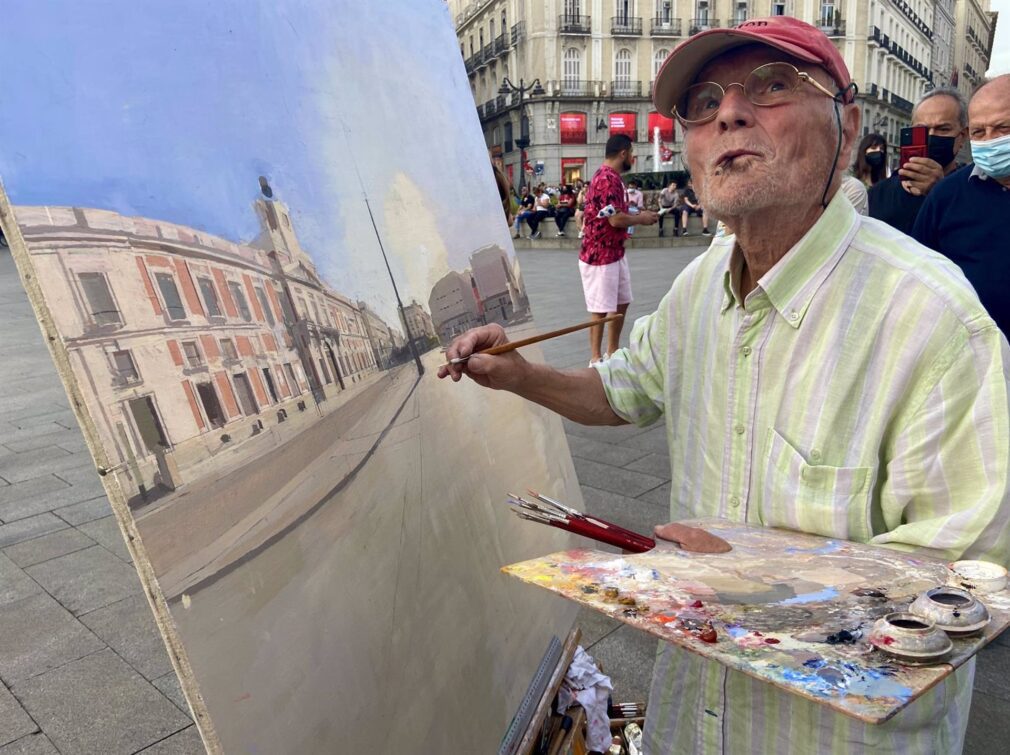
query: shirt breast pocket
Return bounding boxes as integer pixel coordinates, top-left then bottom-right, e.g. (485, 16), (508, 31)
(760, 428), (873, 542)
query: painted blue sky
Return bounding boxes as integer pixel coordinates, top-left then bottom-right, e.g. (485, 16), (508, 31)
(0, 1), (511, 326)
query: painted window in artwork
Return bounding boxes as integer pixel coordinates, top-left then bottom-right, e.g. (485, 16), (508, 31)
(196, 382), (225, 427)
(154, 273), (186, 320)
(79, 272), (122, 326)
(254, 285), (275, 326)
(227, 281), (252, 322)
(220, 338), (239, 361)
(182, 340), (203, 367)
(112, 349), (139, 383)
(197, 276), (223, 317)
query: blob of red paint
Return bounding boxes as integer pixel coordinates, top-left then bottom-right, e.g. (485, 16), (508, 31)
(690, 600), (704, 608)
(882, 636), (895, 645)
(763, 638), (780, 644)
(699, 627), (717, 643)
(752, 631), (763, 637)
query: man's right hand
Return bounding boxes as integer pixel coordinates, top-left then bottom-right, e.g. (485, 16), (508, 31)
(437, 324), (529, 391)
(636, 210), (660, 226)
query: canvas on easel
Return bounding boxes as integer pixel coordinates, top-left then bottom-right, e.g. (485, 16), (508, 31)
(0, 3), (580, 751)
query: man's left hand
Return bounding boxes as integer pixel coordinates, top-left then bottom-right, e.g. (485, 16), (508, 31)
(898, 157), (945, 197)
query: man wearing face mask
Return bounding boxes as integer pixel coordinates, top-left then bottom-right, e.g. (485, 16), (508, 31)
(913, 74), (1010, 336)
(867, 87), (967, 235)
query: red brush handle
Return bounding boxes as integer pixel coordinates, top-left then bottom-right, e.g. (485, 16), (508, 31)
(550, 516), (655, 553)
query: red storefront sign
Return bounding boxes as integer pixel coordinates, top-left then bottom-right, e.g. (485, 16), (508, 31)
(560, 112), (587, 144)
(561, 157), (586, 183)
(647, 112), (675, 143)
(609, 112), (637, 141)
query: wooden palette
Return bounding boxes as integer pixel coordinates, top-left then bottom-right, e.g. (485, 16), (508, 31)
(503, 518), (1010, 723)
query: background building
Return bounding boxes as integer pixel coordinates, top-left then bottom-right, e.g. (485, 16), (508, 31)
(450, 0), (999, 182)
(429, 269), (485, 342)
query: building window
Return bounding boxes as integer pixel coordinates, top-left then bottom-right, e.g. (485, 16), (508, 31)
(112, 349), (139, 383)
(616, 0), (633, 24)
(772, 1), (785, 15)
(253, 285), (275, 326)
(653, 48), (670, 79)
(220, 338), (239, 361)
(78, 272), (122, 326)
(560, 112), (588, 143)
(820, 1), (835, 27)
(284, 363), (301, 395)
(490, 19), (495, 39)
(501, 10), (507, 33)
(609, 112), (638, 140)
(735, 1), (748, 24)
(563, 47), (582, 89)
(697, 0), (710, 24)
(182, 340), (203, 367)
(564, 0), (582, 15)
(154, 273), (186, 321)
(227, 281), (252, 322)
(659, 0), (673, 23)
(197, 277), (222, 317)
(195, 382), (225, 428)
(504, 120), (513, 151)
(615, 49), (633, 86)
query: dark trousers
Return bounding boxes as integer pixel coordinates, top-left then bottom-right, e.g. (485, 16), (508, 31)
(555, 207), (574, 232)
(658, 208), (678, 232)
(525, 211), (548, 234)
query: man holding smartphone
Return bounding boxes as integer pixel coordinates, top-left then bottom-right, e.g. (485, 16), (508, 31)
(868, 87), (968, 235)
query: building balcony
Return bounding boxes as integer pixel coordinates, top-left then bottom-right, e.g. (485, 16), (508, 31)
(868, 25), (881, 46)
(819, 20), (845, 37)
(552, 79), (602, 97)
(482, 43), (493, 62)
(611, 16), (643, 35)
(689, 18), (720, 35)
(651, 17), (682, 36)
(493, 34), (508, 57)
(890, 93), (913, 115)
(464, 56), (478, 74)
(484, 98), (497, 117)
(510, 21), (526, 46)
(475, 49), (488, 70)
(610, 80), (643, 98)
(496, 94), (507, 111)
(476, 103), (484, 119)
(559, 14), (591, 35)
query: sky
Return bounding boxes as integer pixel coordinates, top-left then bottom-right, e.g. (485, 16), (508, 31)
(988, 0), (1009, 76)
(0, 1), (511, 327)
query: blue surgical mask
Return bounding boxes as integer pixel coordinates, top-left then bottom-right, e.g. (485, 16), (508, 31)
(971, 133), (1010, 179)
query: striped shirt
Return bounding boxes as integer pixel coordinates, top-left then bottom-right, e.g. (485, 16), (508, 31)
(594, 190), (1010, 754)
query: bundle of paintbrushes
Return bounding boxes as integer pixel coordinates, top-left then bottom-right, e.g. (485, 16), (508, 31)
(506, 491), (655, 553)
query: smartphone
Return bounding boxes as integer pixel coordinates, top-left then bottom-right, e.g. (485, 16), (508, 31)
(899, 126), (928, 171)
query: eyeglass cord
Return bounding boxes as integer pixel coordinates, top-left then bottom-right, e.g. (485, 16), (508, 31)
(820, 83), (859, 208)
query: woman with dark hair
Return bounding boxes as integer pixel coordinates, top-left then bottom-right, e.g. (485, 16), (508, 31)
(853, 133), (888, 187)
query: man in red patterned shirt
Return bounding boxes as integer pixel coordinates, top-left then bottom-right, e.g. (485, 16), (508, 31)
(580, 134), (658, 364)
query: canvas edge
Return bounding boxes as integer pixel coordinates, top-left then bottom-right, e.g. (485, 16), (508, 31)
(0, 179), (222, 755)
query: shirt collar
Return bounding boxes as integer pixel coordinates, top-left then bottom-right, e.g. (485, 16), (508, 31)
(971, 163), (991, 181)
(719, 189), (859, 327)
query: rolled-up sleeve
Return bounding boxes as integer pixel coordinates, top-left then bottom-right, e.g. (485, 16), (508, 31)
(592, 292), (672, 427)
(872, 325), (1010, 568)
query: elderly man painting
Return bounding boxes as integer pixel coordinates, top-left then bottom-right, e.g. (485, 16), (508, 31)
(439, 17), (1010, 754)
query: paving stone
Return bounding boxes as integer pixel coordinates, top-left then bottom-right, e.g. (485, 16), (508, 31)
(0, 593), (104, 684)
(12, 649), (191, 755)
(52, 495), (112, 526)
(0, 476), (69, 508)
(25, 545), (140, 616)
(565, 434), (650, 468)
(973, 642), (1010, 703)
(0, 423), (71, 444)
(137, 726), (204, 754)
(0, 515), (67, 550)
(0, 448), (71, 485)
(0, 733), (59, 754)
(152, 672), (191, 715)
(635, 481), (673, 510)
(2, 529), (96, 568)
(0, 683), (36, 749)
(623, 452), (671, 480)
(619, 425), (670, 455)
(77, 515), (131, 563)
(55, 437), (90, 455)
(583, 625), (657, 704)
(53, 465), (105, 488)
(576, 605), (623, 648)
(0, 482), (111, 523)
(965, 689), (1010, 755)
(573, 457), (667, 498)
(80, 595), (172, 681)
(1, 429), (78, 454)
(0, 554), (42, 609)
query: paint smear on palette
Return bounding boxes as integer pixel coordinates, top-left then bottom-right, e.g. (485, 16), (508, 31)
(503, 519), (1010, 724)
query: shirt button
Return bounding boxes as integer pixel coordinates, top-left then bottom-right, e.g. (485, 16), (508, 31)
(789, 311), (799, 321)
(729, 496), (741, 507)
(741, 346), (752, 356)
(810, 448), (822, 462)
(734, 423), (745, 435)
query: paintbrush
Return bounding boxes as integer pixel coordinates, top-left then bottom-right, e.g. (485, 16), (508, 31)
(505, 493), (655, 552)
(447, 314), (624, 364)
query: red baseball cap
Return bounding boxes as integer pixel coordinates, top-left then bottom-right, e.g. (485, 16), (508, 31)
(652, 17), (854, 118)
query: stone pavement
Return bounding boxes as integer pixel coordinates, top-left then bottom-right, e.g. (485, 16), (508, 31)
(1, 242), (1008, 753)
(0, 250), (200, 754)
(516, 245), (1010, 754)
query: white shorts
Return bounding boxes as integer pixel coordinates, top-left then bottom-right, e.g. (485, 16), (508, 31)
(579, 257), (632, 313)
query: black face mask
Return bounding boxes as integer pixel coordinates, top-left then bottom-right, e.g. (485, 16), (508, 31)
(865, 152), (885, 168)
(927, 134), (957, 167)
